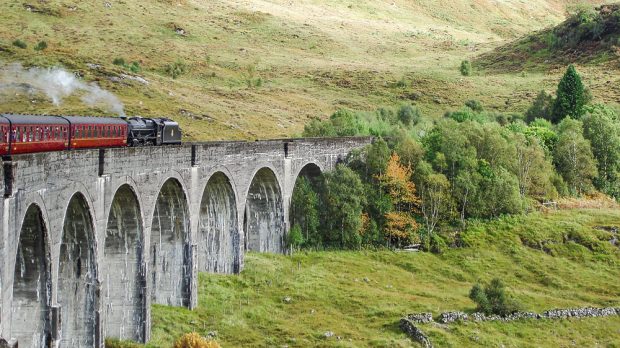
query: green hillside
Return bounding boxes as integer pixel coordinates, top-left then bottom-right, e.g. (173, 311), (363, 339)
(125, 208), (620, 347)
(0, 0), (613, 140)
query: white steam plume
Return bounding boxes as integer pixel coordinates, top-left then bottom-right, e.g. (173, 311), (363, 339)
(0, 62), (125, 116)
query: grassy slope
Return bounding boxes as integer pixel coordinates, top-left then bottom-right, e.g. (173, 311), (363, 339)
(0, 0), (610, 141)
(145, 209), (620, 347)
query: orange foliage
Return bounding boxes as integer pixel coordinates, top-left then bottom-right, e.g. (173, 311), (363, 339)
(384, 211), (420, 244)
(173, 333), (221, 348)
(378, 153), (421, 207)
(377, 153), (421, 245)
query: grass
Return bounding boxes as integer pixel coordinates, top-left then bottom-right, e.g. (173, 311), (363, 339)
(134, 208), (620, 347)
(3, 0), (616, 141)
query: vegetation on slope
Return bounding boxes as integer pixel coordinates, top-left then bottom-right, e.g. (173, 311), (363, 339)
(0, 0), (608, 140)
(142, 209), (620, 347)
(477, 3), (620, 72)
(290, 66), (619, 253)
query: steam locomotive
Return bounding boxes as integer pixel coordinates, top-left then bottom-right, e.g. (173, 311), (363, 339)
(0, 114), (182, 156)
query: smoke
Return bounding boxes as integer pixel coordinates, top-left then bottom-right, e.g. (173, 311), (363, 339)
(0, 63), (125, 116)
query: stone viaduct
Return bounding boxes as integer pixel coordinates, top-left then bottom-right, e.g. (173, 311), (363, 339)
(0, 137), (372, 347)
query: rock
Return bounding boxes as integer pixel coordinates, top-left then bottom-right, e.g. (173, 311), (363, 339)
(363, 277), (370, 283)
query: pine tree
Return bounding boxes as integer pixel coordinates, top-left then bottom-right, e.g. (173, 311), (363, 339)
(552, 65), (586, 122)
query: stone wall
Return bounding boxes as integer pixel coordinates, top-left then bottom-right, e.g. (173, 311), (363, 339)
(401, 307), (620, 346)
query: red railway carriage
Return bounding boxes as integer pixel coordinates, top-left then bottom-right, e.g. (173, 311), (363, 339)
(0, 114), (70, 155)
(63, 116), (128, 149)
(0, 114), (129, 156)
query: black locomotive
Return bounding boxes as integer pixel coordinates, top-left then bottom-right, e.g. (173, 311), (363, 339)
(125, 116), (182, 146)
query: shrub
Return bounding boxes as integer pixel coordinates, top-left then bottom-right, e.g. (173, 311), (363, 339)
(129, 61), (141, 73)
(165, 59), (187, 79)
(469, 278), (522, 316)
(397, 104), (420, 126)
(174, 333), (221, 348)
(429, 233), (447, 254)
(12, 39), (27, 49)
(465, 100), (483, 112)
(460, 60), (472, 76)
(287, 224), (304, 252)
(104, 338), (142, 348)
(34, 40), (48, 51)
(113, 57), (126, 66)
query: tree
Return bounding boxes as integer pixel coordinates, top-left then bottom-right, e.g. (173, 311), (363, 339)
(552, 65), (587, 122)
(417, 164), (451, 237)
(525, 90), (554, 123)
(377, 153), (421, 246)
(582, 105), (620, 199)
(511, 132), (557, 200)
(553, 118), (598, 195)
(290, 176), (320, 246)
(319, 165), (366, 249)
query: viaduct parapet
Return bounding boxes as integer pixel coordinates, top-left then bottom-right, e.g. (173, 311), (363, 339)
(0, 136), (372, 347)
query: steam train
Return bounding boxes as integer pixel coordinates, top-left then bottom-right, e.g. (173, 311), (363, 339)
(0, 114), (182, 156)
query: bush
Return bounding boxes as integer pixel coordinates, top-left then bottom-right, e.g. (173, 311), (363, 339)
(12, 39), (27, 49)
(429, 233), (447, 254)
(465, 100), (483, 112)
(104, 338), (143, 348)
(34, 40), (48, 51)
(165, 59), (187, 79)
(113, 57), (126, 66)
(287, 224), (304, 252)
(129, 61), (141, 73)
(468, 278), (522, 316)
(460, 60), (472, 76)
(174, 333), (221, 348)
(397, 104), (420, 126)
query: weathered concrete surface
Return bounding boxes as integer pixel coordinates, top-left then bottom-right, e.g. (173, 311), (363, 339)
(0, 136), (372, 347)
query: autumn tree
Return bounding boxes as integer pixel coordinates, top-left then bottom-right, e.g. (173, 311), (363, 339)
(377, 153), (421, 246)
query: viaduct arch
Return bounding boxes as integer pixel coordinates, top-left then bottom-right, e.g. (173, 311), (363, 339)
(0, 137), (372, 347)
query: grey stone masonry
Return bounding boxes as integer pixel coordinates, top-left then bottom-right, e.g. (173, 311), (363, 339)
(0, 136), (372, 347)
